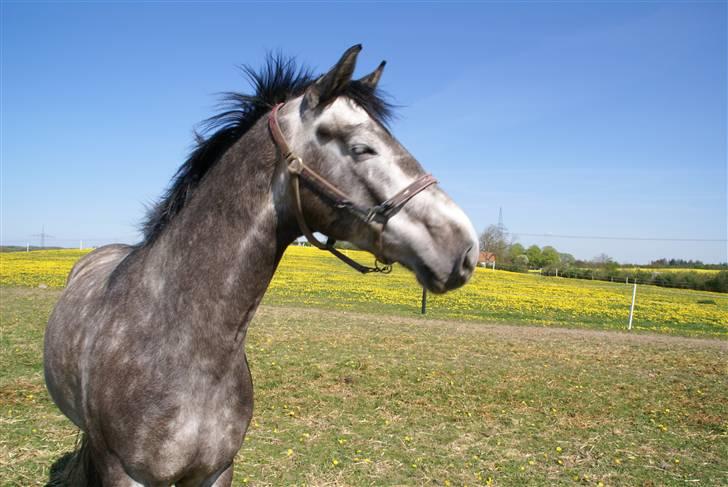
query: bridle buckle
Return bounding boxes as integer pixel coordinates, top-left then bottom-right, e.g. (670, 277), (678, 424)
(365, 208), (378, 224)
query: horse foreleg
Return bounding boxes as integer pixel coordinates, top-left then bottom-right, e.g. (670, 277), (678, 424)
(177, 462), (233, 487)
(207, 462), (233, 487)
(93, 449), (147, 487)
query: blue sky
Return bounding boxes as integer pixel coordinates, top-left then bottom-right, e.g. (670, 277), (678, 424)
(2, 2), (726, 263)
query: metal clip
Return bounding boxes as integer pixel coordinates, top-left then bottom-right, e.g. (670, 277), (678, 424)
(374, 259), (393, 274)
(287, 156), (304, 175)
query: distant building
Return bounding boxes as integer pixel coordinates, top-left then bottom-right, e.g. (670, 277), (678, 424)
(478, 251), (496, 267)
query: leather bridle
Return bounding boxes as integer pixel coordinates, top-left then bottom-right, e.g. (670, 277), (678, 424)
(268, 103), (437, 273)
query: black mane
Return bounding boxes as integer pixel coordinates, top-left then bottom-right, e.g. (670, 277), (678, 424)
(141, 53), (394, 244)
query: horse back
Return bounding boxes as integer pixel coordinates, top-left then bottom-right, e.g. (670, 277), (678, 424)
(66, 244), (134, 286)
(44, 244), (135, 429)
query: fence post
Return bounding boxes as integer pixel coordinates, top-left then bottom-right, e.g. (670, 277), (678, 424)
(628, 282), (637, 330)
(421, 288), (427, 315)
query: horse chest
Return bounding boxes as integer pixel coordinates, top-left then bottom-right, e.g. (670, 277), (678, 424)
(117, 379), (252, 483)
(163, 407), (245, 469)
(94, 348), (253, 482)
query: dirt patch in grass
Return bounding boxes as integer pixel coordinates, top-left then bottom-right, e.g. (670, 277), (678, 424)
(264, 304), (728, 350)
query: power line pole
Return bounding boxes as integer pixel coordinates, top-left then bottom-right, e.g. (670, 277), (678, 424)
(31, 225), (55, 248)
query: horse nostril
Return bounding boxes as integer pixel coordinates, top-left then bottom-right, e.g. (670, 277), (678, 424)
(444, 242), (478, 291)
(460, 244), (475, 274)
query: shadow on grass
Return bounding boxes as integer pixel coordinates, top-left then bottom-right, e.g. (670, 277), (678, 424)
(45, 451), (75, 487)
(45, 434), (101, 487)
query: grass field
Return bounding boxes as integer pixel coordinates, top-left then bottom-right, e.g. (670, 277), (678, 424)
(1, 248), (727, 485)
(2, 248), (726, 338)
(1, 287), (727, 486)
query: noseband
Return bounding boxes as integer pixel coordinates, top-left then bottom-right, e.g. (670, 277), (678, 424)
(268, 103), (437, 274)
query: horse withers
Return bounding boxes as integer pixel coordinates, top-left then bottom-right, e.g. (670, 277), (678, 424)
(44, 45), (479, 486)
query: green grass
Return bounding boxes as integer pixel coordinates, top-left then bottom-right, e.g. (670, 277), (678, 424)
(2, 287), (727, 486)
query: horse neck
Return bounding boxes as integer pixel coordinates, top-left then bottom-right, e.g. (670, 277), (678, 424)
(140, 119), (296, 342)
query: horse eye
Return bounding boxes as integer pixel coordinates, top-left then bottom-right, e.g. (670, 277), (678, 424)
(350, 144), (376, 157)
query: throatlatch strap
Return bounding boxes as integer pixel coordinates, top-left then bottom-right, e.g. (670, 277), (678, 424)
(289, 172), (386, 273)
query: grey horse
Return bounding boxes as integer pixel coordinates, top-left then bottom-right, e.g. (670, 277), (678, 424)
(44, 45), (479, 486)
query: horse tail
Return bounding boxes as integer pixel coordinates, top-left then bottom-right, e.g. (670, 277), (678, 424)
(46, 432), (102, 487)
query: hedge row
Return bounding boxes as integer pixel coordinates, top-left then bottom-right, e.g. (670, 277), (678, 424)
(538, 267), (728, 293)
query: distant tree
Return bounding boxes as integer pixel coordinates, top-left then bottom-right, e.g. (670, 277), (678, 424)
(647, 258), (726, 270)
(650, 258), (707, 268)
(559, 253), (576, 266)
(508, 243), (525, 262)
(526, 245), (543, 268)
(512, 254), (529, 272)
(593, 253), (619, 274)
(541, 246), (561, 267)
(592, 253), (614, 265)
(479, 225), (509, 263)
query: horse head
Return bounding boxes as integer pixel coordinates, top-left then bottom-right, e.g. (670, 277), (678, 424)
(273, 45), (479, 293)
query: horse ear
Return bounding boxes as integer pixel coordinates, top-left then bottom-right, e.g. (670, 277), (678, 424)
(305, 44), (362, 109)
(357, 61), (386, 90)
